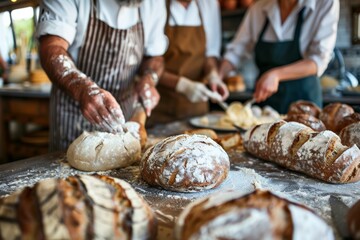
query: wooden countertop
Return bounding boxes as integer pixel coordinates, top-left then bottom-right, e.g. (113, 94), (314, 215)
(0, 120), (358, 239)
(0, 84), (51, 98)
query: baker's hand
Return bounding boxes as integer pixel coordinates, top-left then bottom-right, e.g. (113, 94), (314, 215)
(254, 70), (280, 102)
(206, 70), (229, 100)
(176, 76), (222, 103)
(78, 83), (125, 133)
(135, 75), (160, 117)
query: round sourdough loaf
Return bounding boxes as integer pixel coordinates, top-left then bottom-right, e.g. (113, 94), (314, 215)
(175, 190), (334, 240)
(0, 175), (157, 240)
(67, 122), (141, 171)
(288, 100), (322, 118)
(319, 103), (354, 133)
(140, 134), (230, 192)
(340, 122), (360, 148)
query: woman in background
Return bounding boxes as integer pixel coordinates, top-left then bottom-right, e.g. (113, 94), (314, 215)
(220, 0), (339, 113)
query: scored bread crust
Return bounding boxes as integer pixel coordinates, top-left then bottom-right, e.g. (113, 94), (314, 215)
(175, 190), (334, 240)
(67, 122), (142, 171)
(243, 120), (360, 183)
(0, 175), (157, 240)
(287, 100), (322, 118)
(319, 103), (354, 133)
(285, 113), (326, 132)
(140, 134), (230, 192)
(340, 122), (360, 148)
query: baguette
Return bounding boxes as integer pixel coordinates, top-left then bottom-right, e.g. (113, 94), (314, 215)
(243, 120), (360, 183)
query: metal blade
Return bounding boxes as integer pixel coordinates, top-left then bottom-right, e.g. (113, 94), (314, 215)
(217, 101), (229, 111)
(329, 195), (351, 239)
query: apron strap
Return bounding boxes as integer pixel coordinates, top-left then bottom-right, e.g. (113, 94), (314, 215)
(259, 6), (306, 42)
(258, 18), (269, 42)
(293, 7), (306, 40)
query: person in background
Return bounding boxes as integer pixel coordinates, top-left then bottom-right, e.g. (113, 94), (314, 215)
(219, 0), (339, 114)
(149, 0), (228, 124)
(0, 54), (8, 83)
(36, 0), (167, 151)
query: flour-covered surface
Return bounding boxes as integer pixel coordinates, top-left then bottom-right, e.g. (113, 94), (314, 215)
(0, 121), (359, 239)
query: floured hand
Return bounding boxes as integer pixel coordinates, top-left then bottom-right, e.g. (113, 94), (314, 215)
(78, 83), (125, 133)
(135, 75), (160, 117)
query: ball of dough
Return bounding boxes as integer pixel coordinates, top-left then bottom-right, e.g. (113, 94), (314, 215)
(140, 134), (230, 192)
(67, 122), (141, 171)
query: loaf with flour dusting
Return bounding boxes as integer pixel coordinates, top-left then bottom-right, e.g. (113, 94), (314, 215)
(340, 122), (360, 148)
(67, 121), (142, 171)
(243, 120), (360, 183)
(175, 190), (334, 240)
(140, 134), (230, 192)
(0, 175), (156, 240)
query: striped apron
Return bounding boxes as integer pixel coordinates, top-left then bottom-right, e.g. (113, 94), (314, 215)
(50, 0), (144, 151)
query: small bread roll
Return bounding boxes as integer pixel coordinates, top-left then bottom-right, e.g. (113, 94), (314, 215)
(337, 113), (360, 132)
(224, 74), (245, 92)
(175, 190), (334, 240)
(67, 122), (141, 171)
(288, 100), (322, 118)
(348, 199), (360, 239)
(340, 122), (360, 148)
(285, 113), (326, 132)
(319, 103), (354, 133)
(140, 134), (230, 192)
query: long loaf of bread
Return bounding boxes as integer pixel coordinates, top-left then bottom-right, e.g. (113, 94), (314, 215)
(0, 175), (156, 240)
(243, 120), (360, 183)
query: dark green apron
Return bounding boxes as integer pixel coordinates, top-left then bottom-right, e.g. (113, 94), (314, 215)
(254, 7), (322, 114)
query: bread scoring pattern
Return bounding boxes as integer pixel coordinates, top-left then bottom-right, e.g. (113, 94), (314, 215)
(140, 134), (230, 192)
(0, 175), (156, 240)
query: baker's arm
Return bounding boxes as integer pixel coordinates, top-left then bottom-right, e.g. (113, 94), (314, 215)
(254, 59), (317, 102)
(39, 35), (125, 132)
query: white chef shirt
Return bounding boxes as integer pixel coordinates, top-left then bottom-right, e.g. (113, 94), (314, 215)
(36, 0), (168, 62)
(168, 0), (221, 58)
(224, 0), (339, 77)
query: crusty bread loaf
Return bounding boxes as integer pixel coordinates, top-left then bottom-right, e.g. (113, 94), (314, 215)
(319, 103), (354, 133)
(337, 112), (360, 132)
(340, 122), (360, 148)
(67, 122), (141, 171)
(348, 199), (360, 239)
(140, 134), (230, 192)
(0, 175), (157, 240)
(285, 113), (326, 132)
(243, 120), (360, 183)
(175, 190), (334, 240)
(218, 133), (243, 151)
(184, 129), (218, 141)
(288, 100), (322, 118)
(224, 74), (245, 92)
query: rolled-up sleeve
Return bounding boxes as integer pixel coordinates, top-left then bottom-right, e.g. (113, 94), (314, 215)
(305, 0), (339, 76)
(141, 0), (168, 56)
(201, 0), (221, 58)
(36, 0), (78, 45)
(223, 6), (256, 68)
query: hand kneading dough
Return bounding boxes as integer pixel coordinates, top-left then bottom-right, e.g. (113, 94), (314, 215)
(140, 134), (230, 192)
(67, 122), (141, 171)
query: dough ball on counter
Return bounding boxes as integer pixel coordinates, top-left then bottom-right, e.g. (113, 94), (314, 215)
(175, 190), (334, 240)
(67, 122), (141, 171)
(0, 175), (157, 240)
(140, 134), (230, 192)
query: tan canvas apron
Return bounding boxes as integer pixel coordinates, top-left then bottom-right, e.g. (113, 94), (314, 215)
(150, 0), (207, 124)
(50, 0), (144, 151)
